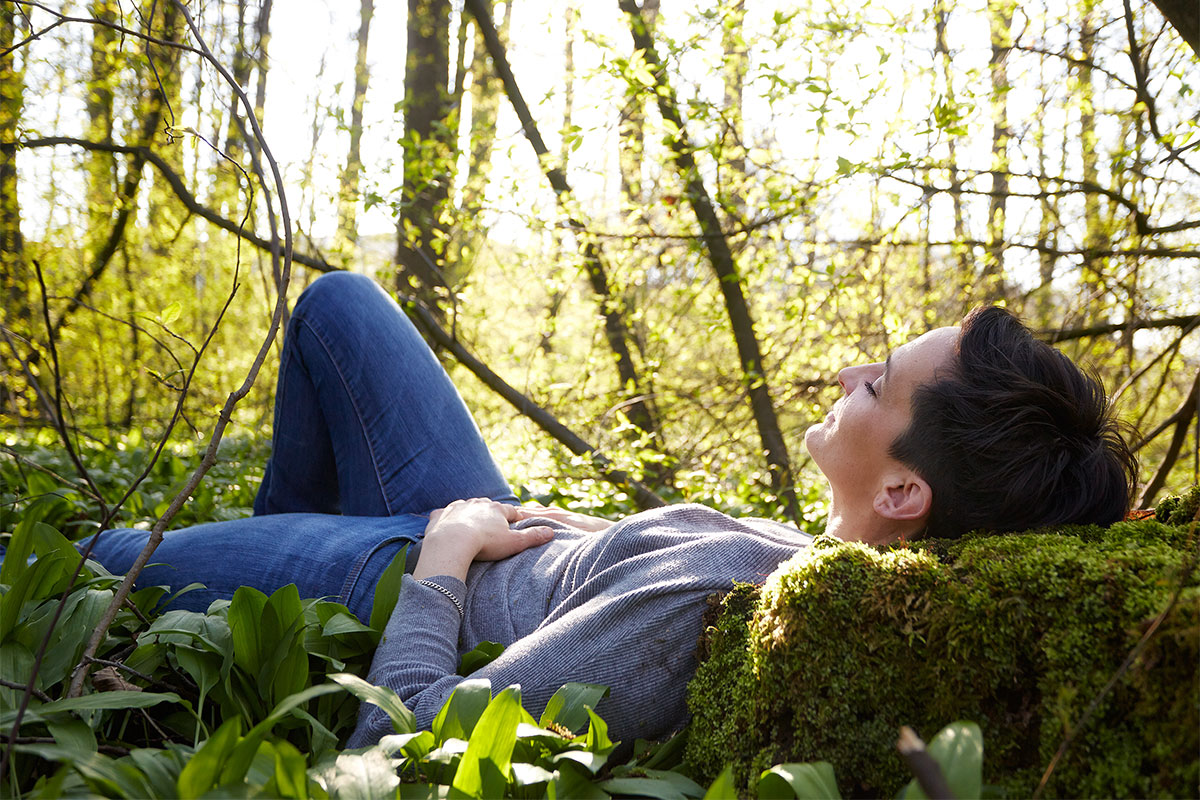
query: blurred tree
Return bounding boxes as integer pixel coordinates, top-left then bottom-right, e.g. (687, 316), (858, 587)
(395, 0), (455, 316)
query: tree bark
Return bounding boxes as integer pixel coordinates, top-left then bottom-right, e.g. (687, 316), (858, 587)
(618, 0), (798, 520)
(1146, 0), (1198, 54)
(984, 0), (1013, 303)
(395, 0), (454, 313)
(337, 0), (374, 255)
(0, 4), (26, 416)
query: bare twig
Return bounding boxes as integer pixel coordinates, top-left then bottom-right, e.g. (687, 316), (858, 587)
(0, 679), (50, 704)
(897, 726), (956, 800)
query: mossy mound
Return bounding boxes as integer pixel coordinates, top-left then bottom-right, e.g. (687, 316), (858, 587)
(685, 491), (1200, 798)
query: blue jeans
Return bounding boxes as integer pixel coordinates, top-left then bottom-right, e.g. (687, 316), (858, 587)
(84, 272), (516, 621)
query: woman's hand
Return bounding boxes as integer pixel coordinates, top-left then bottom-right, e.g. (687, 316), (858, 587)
(512, 503), (613, 532)
(413, 498), (554, 582)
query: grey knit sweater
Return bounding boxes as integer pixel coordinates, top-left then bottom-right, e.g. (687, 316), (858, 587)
(347, 504), (810, 748)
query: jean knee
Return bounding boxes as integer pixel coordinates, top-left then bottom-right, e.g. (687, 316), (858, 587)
(294, 272), (389, 324)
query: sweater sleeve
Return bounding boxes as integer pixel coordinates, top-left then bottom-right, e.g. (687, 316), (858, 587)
(348, 573), (715, 748)
(347, 573), (465, 748)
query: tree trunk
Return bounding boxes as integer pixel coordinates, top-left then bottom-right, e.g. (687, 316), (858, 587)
(395, 0), (455, 315)
(85, 1), (120, 258)
(460, 2), (508, 221)
(934, 0), (970, 309)
(618, 0), (798, 520)
(618, 0), (657, 206)
(1146, 0), (1198, 54)
(719, 0), (746, 217)
(337, 0), (374, 256)
(984, 0), (1013, 303)
(0, 4), (27, 415)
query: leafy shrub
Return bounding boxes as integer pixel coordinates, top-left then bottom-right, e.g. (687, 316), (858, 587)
(685, 492), (1200, 798)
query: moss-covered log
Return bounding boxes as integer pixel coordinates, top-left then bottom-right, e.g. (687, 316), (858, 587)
(685, 487), (1200, 798)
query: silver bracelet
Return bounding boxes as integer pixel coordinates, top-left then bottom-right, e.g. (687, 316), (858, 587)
(417, 579), (464, 620)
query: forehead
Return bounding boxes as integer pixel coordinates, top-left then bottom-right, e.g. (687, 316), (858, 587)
(887, 326), (960, 391)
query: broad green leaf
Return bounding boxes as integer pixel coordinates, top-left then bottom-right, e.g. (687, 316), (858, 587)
(900, 722), (983, 800)
(1, 553), (67, 639)
(14, 744), (156, 799)
(0, 640), (35, 709)
(369, 545), (408, 631)
(458, 640), (505, 676)
(703, 765), (738, 799)
(0, 690), (181, 728)
(47, 718), (96, 754)
(224, 683), (347, 779)
(450, 686), (524, 799)
(551, 758), (609, 799)
(432, 678), (492, 744)
(539, 682), (609, 733)
(584, 707), (613, 754)
(322, 612), (375, 637)
(599, 776), (692, 800)
(329, 672), (417, 734)
(128, 747), (189, 799)
(177, 716), (243, 798)
(272, 738), (310, 799)
(1, 499), (57, 586)
(313, 750), (401, 799)
(758, 762), (842, 800)
(228, 585), (270, 676)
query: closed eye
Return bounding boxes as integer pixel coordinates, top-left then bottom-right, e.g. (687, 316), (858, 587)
(863, 380), (878, 398)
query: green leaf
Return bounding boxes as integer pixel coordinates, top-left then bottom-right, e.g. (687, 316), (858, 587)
(47, 717), (97, 754)
(228, 585), (270, 676)
(703, 765), (738, 799)
(329, 672), (417, 735)
(177, 717), (243, 799)
(584, 707), (614, 754)
(599, 776), (692, 800)
(539, 682), (609, 734)
(313, 750), (401, 799)
(160, 301), (182, 325)
(758, 762), (841, 799)
(0, 690), (182, 728)
(432, 678), (492, 744)
(1, 499), (58, 587)
(552, 758), (609, 799)
(899, 722), (982, 800)
(272, 738), (310, 798)
(369, 545), (408, 631)
(450, 686), (523, 799)
(835, 156), (853, 176)
(458, 640), (505, 676)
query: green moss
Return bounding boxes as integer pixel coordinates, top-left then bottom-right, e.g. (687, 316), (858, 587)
(1156, 484), (1200, 527)
(685, 489), (1200, 798)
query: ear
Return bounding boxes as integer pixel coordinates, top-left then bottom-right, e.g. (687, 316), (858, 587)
(873, 473), (933, 521)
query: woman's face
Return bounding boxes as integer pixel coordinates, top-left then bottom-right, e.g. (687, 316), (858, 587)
(805, 326), (960, 531)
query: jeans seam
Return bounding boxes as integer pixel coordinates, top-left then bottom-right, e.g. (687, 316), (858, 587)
(296, 315), (394, 516)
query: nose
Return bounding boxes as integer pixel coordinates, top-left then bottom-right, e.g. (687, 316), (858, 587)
(837, 362), (884, 394)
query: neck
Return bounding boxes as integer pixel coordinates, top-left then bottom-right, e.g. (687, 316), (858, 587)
(825, 498), (908, 547)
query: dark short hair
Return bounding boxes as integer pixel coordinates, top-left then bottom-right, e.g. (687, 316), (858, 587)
(890, 306), (1137, 539)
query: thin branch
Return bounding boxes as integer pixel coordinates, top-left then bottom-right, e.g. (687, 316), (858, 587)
(1135, 370), (1200, 507)
(897, 726), (956, 800)
(402, 295), (667, 511)
(13, 137), (334, 273)
(1038, 314), (1200, 344)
